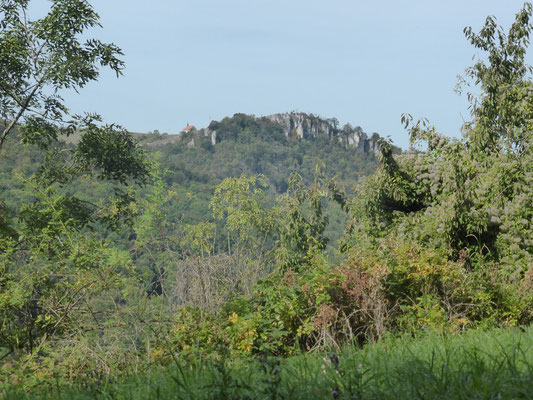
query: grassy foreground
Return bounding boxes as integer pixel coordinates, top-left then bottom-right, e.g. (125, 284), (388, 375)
(3, 326), (533, 400)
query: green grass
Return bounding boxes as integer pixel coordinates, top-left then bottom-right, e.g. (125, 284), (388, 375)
(4, 326), (533, 399)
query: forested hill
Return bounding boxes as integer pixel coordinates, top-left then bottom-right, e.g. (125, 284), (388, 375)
(0, 112), (393, 236)
(128, 112), (397, 224)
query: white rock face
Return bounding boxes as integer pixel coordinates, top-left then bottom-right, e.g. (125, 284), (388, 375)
(265, 112), (335, 140)
(264, 112), (376, 153)
(205, 129), (217, 145)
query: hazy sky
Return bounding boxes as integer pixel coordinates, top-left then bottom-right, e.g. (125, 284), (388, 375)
(33, 1), (532, 149)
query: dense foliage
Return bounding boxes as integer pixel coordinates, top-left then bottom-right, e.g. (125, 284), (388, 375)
(135, 113), (378, 228)
(0, 0), (532, 395)
(0, 0), (151, 375)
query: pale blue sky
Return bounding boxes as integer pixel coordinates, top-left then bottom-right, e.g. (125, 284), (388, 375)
(34, 1), (531, 149)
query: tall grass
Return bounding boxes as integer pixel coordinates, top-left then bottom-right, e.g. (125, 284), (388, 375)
(4, 326), (533, 399)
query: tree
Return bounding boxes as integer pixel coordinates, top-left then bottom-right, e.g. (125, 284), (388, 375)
(0, 0), (151, 232)
(0, 0), (124, 149)
(458, 2), (532, 154)
(349, 2), (532, 259)
(0, 0), (150, 355)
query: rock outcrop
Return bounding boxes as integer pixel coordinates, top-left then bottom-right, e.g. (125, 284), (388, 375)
(263, 112), (393, 154)
(264, 112), (336, 140)
(204, 128), (217, 146)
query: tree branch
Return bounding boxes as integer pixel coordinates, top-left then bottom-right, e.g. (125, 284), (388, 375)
(0, 80), (42, 149)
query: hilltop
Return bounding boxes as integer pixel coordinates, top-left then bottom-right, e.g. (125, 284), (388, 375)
(127, 112), (394, 233)
(137, 111), (401, 155)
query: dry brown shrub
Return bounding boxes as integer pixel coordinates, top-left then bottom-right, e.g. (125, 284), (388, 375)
(520, 265), (533, 292)
(167, 254), (237, 313)
(306, 257), (391, 348)
(331, 260), (390, 342)
(281, 269), (297, 285)
(166, 253), (266, 313)
(313, 304), (338, 330)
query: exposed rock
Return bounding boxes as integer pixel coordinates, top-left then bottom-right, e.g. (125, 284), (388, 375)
(338, 125), (366, 153)
(264, 112), (336, 140)
(203, 128), (218, 146)
(262, 112), (397, 154)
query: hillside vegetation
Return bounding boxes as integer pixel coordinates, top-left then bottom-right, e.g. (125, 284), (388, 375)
(1, 112), (381, 245)
(0, 0), (532, 397)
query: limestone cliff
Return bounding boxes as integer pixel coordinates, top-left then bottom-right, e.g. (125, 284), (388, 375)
(262, 112), (390, 154)
(264, 112), (336, 140)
